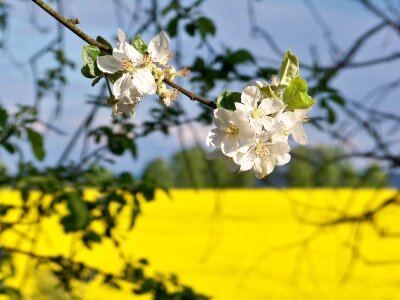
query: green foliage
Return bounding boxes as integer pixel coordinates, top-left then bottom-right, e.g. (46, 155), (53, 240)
(81, 45), (101, 78)
(143, 147), (256, 188)
(279, 49), (299, 88)
(283, 77), (316, 109)
(216, 90), (241, 110)
(286, 146), (389, 188)
(131, 34), (148, 53)
(26, 128), (45, 161)
(142, 159), (174, 188)
(59, 191), (90, 232)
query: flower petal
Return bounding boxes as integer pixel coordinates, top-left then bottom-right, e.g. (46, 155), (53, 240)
(292, 123), (308, 145)
(118, 28), (127, 43)
(97, 55), (123, 74)
(113, 73), (133, 99)
(131, 68), (156, 95)
(239, 149), (256, 172)
(206, 129), (224, 148)
(221, 136), (239, 156)
(123, 42), (143, 65)
(148, 31), (170, 63)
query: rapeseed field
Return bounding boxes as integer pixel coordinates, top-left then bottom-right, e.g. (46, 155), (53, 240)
(1, 189), (400, 299)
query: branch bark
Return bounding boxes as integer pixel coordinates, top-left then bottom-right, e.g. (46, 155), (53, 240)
(31, 0), (216, 109)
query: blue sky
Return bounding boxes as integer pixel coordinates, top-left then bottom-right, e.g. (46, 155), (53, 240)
(2, 0), (399, 174)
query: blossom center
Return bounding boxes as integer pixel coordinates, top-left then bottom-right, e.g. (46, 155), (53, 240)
(142, 54), (153, 67)
(281, 126), (289, 137)
(225, 124), (239, 137)
(122, 57), (135, 72)
(255, 143), (270, 159)
(251, 108), (263, 119)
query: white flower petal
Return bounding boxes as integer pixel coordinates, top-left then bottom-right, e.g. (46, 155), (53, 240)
(123, 42), (143, 65)
(97, 55), (123, 74)
(214, 109), (235, 129)
(239, 149), (256, 172)
(131, 68), (156, 95)
(118, 28), (127, 43)
(292, 123), (308, 145)
(255, 157), (275, 178)
(148, 31), (170, 63)
(113, 73), (133, 99)
(206, 129), (224, 148)
(221, 136), (239, 156)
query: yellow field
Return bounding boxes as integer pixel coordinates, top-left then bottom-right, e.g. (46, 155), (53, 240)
(1, 189), (400, 299)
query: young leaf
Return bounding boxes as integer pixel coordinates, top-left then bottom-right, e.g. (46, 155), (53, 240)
(216, 91), (241, 110)
(26, 128), (45, 161)
(283, 77), (316, 109)
(81, 45), (101, 78)
(258, 85), (278, 98)
(279, 49), (299, 88)
(131, 34), (148, 53)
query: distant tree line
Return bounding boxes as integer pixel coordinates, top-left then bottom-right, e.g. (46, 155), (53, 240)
(141, 146), (389, 188)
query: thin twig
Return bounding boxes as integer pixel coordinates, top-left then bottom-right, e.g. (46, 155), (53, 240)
(31, 0), (216, 109)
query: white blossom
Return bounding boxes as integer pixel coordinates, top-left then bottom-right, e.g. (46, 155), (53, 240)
(238, 132), (291, 179)
(97, 29), (156, 98)
(235, 85), (284, 130)
(206, 109), (256, 157)
(272, 107), (310, 145)
(148, 31), (172, 65)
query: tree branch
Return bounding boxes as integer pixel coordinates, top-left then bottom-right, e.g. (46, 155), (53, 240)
(31, 0), (216, 109)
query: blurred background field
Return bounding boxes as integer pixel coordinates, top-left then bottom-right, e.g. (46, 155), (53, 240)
(1, 0), (400, 299)
(2, 189), (400, 300)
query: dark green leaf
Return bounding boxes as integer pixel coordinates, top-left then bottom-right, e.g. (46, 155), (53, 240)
(330, 94), (346, 106)
(185, 22), (196, 36)
(91, 76), (102, 87)
(167, 16), (179, 37)
(26, 128), (45, 161)
(60, 192), (90, 232)
(2, 142), (15, 154)
(96, 36), (112, 55)
(328, 107), (336, 124)
(196, 17), (216, 39)
(216, 91), (241, 110)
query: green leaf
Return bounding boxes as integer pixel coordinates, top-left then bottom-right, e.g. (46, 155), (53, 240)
(81, 45), (101, 78)
(96, 36), (112, 55)
(330, 94), (346, 106)
(279, 49), (299, 88)
(131, 34), (148, 54)
(2, 142), (15, 154)
(328, 107), (336, 124)
(60, 192), (90, 232)
(258, 85), (278, 98)
(283, 77), (316, 109)
(216, 91), (241, 110)
(0, 106), (7, 127)
(196, 17), (216, 39)
(167, 16), (179, 37)
(91, 76), (102, 87)
(185, 22), (196, 36)
(26, 128), (45, 161)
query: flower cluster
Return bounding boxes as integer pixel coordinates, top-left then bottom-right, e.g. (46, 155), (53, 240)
(97, 29), (189, 117)
(206, 81), (313, 179)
